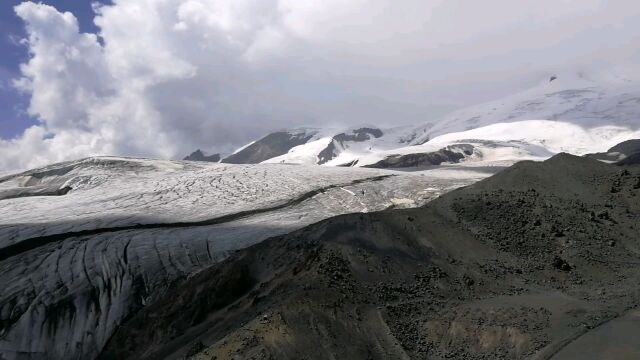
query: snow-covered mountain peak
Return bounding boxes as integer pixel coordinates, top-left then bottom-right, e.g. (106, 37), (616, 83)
(183, 72), (640, 170)
(411, 72), (640, 146)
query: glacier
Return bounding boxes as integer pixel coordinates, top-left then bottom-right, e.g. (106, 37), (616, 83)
(0, 156), (486, 360)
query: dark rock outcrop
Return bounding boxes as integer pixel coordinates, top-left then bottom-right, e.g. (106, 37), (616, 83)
(183, 150), (220, 162)
(608, 139), (640, 155)
(365, 144), (474, 169)
(585, 139), (640, 162)
(318, 128), (384, 164)
(222, 131), (315, 164)
(334, 127), (384, 142)
(617, 152), (640, 166)
(317, 140), (338, 165)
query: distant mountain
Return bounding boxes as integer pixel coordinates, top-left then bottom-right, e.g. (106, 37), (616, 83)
(187, 73), (640, 170)
(221, 130), (318, 164)
(261, 126), (422, 166)
(218, 126), (423, 166)
(393, 73), (640, 167)
(411, 72), (640, 144)
(183, 149), (220, 162)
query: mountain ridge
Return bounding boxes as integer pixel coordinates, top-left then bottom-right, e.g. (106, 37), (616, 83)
(187, 74), (640, 169)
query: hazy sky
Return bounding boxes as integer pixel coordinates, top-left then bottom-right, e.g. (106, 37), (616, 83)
(1, 0), (639, 170)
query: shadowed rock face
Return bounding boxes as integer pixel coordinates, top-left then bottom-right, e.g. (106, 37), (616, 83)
(100, 154), (640, 360)
(183, 150), (220, 162)
(318, 128), (385, 165)
(316, 141), (338, 165)
(365, 144), (475, 169)
(609, 139), (640, 155)
(222, 132), (316, 164)
(585, 139), (640, 162)
(334, 127), (384, 143)
(617, 152), (640, 166)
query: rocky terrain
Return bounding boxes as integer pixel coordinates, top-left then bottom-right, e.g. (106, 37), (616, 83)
(221, 131), (317, 164)
(100, 153), (640, 360)
(586, 139), (640, 162)
(618, 152), (640, 166)
(364, 144), (475, 169)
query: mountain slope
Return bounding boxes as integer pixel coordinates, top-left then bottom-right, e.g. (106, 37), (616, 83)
(100, 154), (640, 359)
(221, 129), (320, 164)
(414, 73), (640, 143)
(262, 127), (421, 165)
(377, 74), (640, 165)
(202, 73), (640, 169)
(586, 139), (640, 162)
(617, 152), (640, 166)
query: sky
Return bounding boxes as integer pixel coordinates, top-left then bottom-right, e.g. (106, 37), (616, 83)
(0, 0), (639, 170)
(0, 1), (102, 139)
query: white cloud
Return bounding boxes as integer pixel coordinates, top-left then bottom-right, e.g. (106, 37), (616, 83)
(1, 0), (640, 170)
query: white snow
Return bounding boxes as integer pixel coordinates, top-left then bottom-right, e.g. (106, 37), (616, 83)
(226, 73), (640, 169)
(232, 125), (422, 167)
(414, 72), (640, 143)
(400, 74), (640, 165)
(427, 120), (640, 156)
(262, 137), (333, 165)
(341, 120), (639, 168)
(339, 187), (356, 196)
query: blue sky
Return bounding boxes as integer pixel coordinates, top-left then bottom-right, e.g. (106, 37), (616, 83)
(0, 1), (102, 139)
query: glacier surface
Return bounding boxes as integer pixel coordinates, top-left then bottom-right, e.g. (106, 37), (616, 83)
(0, 156), (485, 360)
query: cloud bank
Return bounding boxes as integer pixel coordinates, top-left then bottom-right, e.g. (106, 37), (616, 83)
(1, 0), (640, 170)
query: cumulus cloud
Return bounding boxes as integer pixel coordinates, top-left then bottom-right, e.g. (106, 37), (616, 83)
(1, 0), (640, 170)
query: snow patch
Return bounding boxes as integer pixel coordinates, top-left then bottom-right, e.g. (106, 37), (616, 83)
(262, 137), (333, 165)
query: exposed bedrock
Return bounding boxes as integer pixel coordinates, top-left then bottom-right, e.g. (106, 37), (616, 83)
(365, 144), (475, 168)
